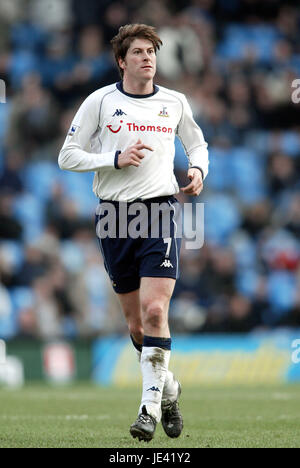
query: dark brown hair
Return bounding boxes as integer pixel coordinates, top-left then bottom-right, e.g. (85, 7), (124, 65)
(111, 24), (163, 77)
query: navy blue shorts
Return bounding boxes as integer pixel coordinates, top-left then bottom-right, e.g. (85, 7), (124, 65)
(95, 195), (182, 294)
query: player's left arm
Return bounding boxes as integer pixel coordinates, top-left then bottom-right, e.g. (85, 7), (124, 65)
(181, 167), (203, 196)
(176, 94), (209, 196)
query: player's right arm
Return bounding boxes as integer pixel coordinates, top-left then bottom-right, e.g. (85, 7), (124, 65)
(58, 93), (152, 172)
(117, 139), (153, 168)
(58, 92), (117, 172)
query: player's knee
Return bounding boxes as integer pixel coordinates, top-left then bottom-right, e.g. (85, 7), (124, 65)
(143, 302), (165, 329)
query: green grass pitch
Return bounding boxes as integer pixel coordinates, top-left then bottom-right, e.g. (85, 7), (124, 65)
(0, 383), (299, 448)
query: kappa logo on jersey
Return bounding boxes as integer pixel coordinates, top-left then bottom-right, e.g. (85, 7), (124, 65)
(158, 106), (169, 117)
(113, 109), (127, 117)
(160, 259), (174, 268)
(147, 386), (161, 392)
(68, 124), (80, 136)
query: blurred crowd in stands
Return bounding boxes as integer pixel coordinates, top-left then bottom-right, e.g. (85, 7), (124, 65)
(0, 0), (300, 339)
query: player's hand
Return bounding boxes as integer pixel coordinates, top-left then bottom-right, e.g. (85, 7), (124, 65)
(180, 168), (203, 196)
(117, 139), (153, 168)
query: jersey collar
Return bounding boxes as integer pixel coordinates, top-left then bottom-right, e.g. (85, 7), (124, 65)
(116, 81), (159, 98)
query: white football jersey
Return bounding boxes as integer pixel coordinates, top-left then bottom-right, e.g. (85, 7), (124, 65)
(58, 81), (209, 202)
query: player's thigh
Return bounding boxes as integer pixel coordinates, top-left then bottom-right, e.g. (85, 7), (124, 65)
(139, 277), (176, 313)
(117, 289), (142, 326)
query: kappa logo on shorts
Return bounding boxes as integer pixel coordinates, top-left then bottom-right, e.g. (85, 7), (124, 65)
(160, 259), (174, 268)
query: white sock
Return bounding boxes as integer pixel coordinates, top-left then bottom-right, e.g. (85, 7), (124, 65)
(139, 346), (170, 422)
(162, 370), (179, 401)
(136, 349), (178, 402)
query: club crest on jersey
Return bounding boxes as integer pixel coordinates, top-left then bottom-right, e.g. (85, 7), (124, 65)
(68, 124), (80, 136)
(113, 109), (127, 116)
(158, 106), (169, 117)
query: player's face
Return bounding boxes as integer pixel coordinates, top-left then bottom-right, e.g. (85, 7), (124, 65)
(119, 38), (156, 83)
